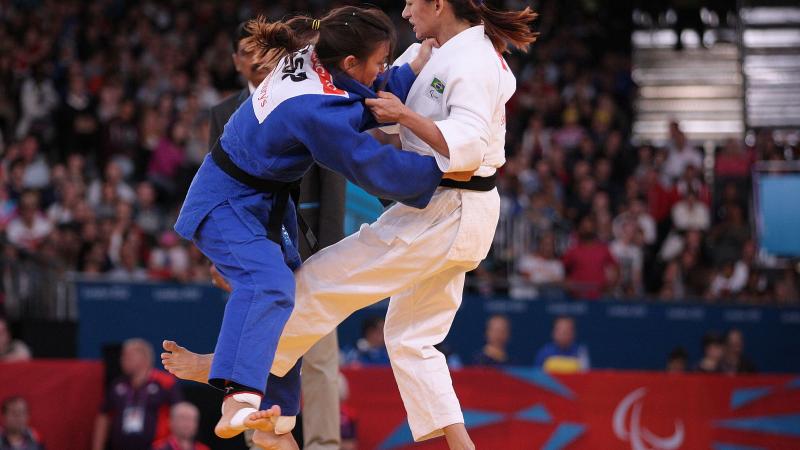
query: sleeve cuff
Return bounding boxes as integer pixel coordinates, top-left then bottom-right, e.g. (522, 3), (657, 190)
(434, 120), (483, 172)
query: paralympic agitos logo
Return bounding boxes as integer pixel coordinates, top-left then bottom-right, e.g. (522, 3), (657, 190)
(613, 388), (685, 450)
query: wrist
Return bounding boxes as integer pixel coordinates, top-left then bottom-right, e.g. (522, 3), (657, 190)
(410, 59), (422, 75)
(397, 106), (412, 125)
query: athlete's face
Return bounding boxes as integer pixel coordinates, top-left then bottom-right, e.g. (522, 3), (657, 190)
(402, 0), (440, 40)
(342, 41), (390, 86)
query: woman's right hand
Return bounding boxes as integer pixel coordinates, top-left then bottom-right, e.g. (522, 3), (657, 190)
(409, 38), (437, 75)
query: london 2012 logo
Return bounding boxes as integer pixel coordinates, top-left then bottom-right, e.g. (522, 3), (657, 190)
(613, 388), (685, 450)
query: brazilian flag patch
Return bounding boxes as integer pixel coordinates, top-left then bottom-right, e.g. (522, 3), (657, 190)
(431, 77), (445, 94)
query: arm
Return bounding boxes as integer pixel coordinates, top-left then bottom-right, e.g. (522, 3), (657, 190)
(373, 39), (434, 101)
(91, 414), (109, 450)
(367, 70), (496, 173)
(288, 99), (442, 209)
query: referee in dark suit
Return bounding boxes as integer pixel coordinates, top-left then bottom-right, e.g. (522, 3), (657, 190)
(208, 22), (344, 450)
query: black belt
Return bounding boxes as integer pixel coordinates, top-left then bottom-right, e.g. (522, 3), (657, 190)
(439, 173), (497, 191)
(379, 173), (497, 207)
(211, 142), (318, 252)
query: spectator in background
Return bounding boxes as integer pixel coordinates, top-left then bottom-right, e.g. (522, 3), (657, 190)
(659, 260), (686, 300)
(674, 165), (709, 205)
(562, 215), (618, 299)
(18, 136), (50, 190)
(151, 402), (209, 450)
(87, 162), (136, 209)
(721, 329), (757, 374)
(92, 338), (182, 450)
(696, 332), (724, 373)
(666, 347), (689, 373)
(472, 315), (513, 366)
(707, 260), (744, 301)
(0, 318), (31, 362)
(134, 181), (164, 237)
(610, 219), (644, 297)
(0, 396), (45, 450)
(15, 64), (58, 140)
(343, 317), (390, 367)
(109, 238), (148, 281)
(516, 232), (565, 299)
(6, 190), (51, 252)
(613, 198), (656, 246)
(671, 188), (710, 232)
(148, 231), (190, 282)
(663, 122), (703, 182)
(147, 121), (187, 200)
(46, 180), (81, 225)
(534, 316), (590, 373)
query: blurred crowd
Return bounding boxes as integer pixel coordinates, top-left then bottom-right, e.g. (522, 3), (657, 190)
(0, 0), (797, 309)
(343, 313), (758, 376)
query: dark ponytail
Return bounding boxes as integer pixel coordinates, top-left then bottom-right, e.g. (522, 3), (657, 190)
(239, 17), (309, 72)
(446, 0), (538, 53)
(239, 6), (396, 75)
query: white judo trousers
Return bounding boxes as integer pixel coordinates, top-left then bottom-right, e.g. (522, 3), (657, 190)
(272, 25), (516, 441)
(271, 187), (500, 440)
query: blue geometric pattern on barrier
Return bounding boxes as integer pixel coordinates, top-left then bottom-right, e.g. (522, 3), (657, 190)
(716, 414), (800, 437)
(712, 443), (766, 450)
(503, 367), (575, 399)
(730, 387), (773, 410)
(541, 423), (586, 450)
(377, 409), (505, 450)
(463, 409), (505, 429)
(515, 403), (553, 423)
(377, 422), (414, 450)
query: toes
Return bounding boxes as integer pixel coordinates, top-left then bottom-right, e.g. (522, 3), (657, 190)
(163, 340), (177, 351)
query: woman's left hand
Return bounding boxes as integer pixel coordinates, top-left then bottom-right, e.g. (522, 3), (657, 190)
(365, 91), (408, 124)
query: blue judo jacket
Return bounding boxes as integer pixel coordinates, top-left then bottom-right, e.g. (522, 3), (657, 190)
(174, 45), (443, 265)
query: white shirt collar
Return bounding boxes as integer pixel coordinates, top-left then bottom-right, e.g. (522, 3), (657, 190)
(438, 25), (486, 53)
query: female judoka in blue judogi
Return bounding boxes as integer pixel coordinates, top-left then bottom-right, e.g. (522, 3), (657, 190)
(172, 7), (451, 441)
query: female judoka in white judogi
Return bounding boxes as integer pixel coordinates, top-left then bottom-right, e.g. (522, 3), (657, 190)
(267, 1), (538, 447)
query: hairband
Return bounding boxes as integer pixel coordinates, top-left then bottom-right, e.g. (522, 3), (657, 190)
(312, 19), (321, 30)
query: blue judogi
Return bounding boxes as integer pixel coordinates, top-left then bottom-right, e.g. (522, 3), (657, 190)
(174, 46), (442, 413)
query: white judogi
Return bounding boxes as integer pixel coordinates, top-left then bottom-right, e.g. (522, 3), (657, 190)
(271, 26), (516, 441)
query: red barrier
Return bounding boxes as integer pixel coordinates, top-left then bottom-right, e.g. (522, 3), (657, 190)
(0, 360), (103, 450)
(3, 362), (798, 450)
(342, 367), (800, 450)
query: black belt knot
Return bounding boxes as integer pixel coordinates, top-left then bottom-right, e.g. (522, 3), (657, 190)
(211, 142), (318, 252)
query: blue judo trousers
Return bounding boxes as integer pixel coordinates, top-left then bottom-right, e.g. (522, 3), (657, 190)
(174, 45), (443, 415)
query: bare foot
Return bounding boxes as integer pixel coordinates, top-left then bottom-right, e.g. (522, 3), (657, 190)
(161, 340), (212, 384)
(215, 399), (278, 439)
(252, 429), (300, 450)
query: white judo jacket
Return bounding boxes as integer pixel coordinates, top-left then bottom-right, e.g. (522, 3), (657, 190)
(377, 25), (516, 262)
